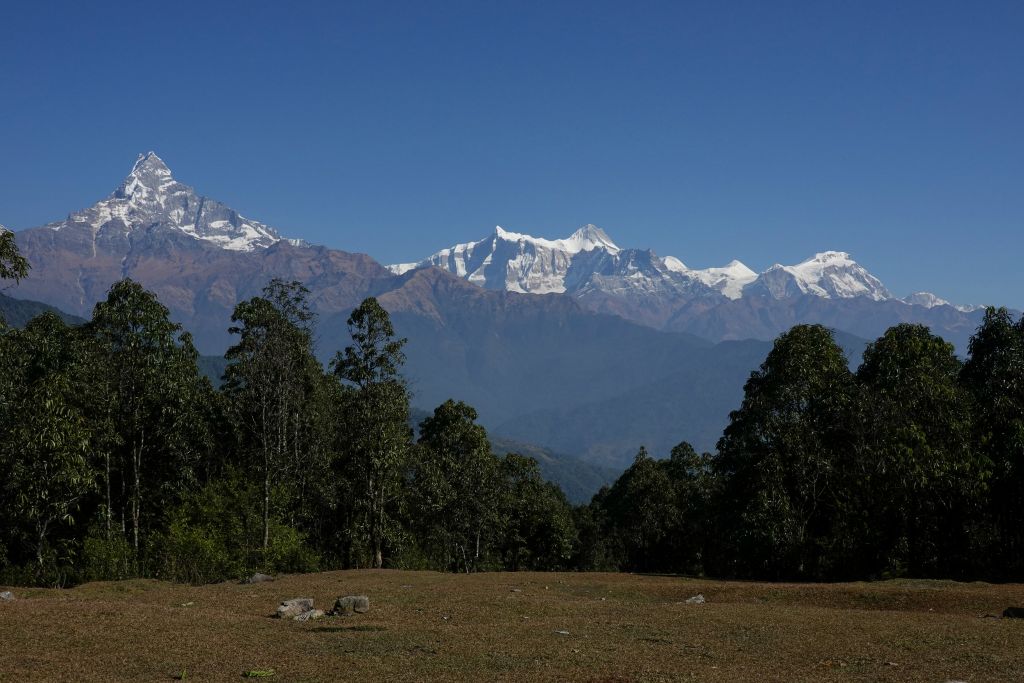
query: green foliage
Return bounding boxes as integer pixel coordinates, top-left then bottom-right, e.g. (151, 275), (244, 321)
(89, 279), (214, 558)
(157, 472), (317, 584)
(854, 323), (980, 578)
(412, 400), (499, 572)
(223, 279), (330, 557)
(961, 307), (1024, 577)
(81, 527), (134, 582)
(497, 453), (576, 571)
(0, 230), (29, 287)
(4, 273), (1023, 586)
(711, 324), (856, 579)
(583, 442), (710, 574)
(332, 297), (411, 569)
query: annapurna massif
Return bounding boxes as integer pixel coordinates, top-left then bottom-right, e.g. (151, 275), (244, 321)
(0, 152), (1003, 467)
(389, 223), (977, 333)
(6, 152), (988, 351)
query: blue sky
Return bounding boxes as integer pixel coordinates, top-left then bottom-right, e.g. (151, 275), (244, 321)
(2, 0), (1022, 307)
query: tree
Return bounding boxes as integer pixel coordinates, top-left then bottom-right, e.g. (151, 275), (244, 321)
(661, 442), (713, 575)
(0, 314), (95, 583)
(961, 308), (1024, 576)
(89, 279), (211, 558)
(497, 453), (576, 571)
(4, 374), (93, 576)
(0, 229), (29, 328)
(712, 324), (856, 579)
(223, 279), (326, 555)
(598, 447), (679, 572)
(413, 400), (500, 572)
(856, 323), (980, 578)
(0, 229), (29, 285)
(332, 297), (410, 568)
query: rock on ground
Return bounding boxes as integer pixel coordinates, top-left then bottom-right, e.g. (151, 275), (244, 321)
(276, 598), (314, 619)
(295, 609), (325, 622)
(0, 591), (13, 602)
(330, 595), (370, 616)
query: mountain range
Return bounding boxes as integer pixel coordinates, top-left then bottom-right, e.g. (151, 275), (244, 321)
(390, 224), (987, 349)
(2, 152), (1003, 481)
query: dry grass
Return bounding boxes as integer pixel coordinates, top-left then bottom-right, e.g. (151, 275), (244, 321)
(2, 570), (1024, 681)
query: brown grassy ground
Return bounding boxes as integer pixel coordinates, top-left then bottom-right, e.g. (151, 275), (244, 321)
(2, 570), (1023, 682)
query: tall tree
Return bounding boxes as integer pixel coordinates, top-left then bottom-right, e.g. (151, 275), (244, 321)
(961, 308), (1024, 576)
(89, 279), (211, 557)
(413, 400), (500, 572)
(497, 453), (576, 572)
(223, 279), (324, 554)
(856, 323), (979, 577)
(0, 314), (95, 582)
(332, 297), (410, 568)
(713, 324), (856, 579)
(595, 446), (679, 572)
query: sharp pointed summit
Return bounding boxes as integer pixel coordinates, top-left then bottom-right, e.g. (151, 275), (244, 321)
(41, 151), (287, 252)
(130, 151), (172, 175)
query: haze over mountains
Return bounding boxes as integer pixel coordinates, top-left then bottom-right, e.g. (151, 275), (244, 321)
(3, 152), (1003, 474)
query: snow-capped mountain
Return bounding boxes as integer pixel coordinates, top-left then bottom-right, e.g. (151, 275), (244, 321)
(391, 226), (898, 304)
(391, 225), (988, 336)
(390, 224), (622, 294)
(43, 152), (292, 252)
(901, 292), (983, 313)
(390, 224), (760, 304)
(744, 251), (891, 301)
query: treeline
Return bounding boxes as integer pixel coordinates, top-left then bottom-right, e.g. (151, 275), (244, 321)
(0, 278), (576, 586)
(2, 229), (1023, 585)
(583, 316), (1024, 581)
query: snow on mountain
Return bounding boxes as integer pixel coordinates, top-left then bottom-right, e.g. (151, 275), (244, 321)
(685, 260), (758, 300)
(745, 251), (891, 301)
(902, 291), (951, 308)
(390, 224), (623, 294)
(45, 152), (288, 252)
(390, 224), (762, 301)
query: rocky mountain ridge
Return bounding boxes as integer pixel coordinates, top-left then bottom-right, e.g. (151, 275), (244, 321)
(392, 224), (986, 346)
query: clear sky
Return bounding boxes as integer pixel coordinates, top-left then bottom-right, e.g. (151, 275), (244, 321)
(2, 1), (1022, 307)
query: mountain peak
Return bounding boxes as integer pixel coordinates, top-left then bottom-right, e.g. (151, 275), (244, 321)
(131, 151), (171, 176)
(569, 224), (618, 251)
(809, 250), (853, 264)
(749, 250), (890, 301)
(115, 151), (175, 201)
(41, 151), (286, 252)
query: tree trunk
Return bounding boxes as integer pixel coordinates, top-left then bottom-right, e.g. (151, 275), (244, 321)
(105, 451), (111, 537)
(132, 428), (144, 553)
(263, 466), (271, 552)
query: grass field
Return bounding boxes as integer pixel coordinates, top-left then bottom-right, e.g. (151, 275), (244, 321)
(2, 570), (1024, 681)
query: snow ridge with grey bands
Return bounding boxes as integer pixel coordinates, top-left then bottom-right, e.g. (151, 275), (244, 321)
(391, 225), (977, 311)
(45, 152), (297, 252)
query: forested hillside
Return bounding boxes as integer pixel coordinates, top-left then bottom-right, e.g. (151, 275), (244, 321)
(2, 235), (1023, 586)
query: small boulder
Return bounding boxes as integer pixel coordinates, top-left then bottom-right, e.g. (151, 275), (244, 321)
(330, 595), (370, 616)
(294, 609), (325, 622)
(1003, 607), (1024, 619)
(276, 598), (314, 619)
(685, 594), (706, 605)
(244, 573), (275, 584)
(0, 591), (13, 602)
